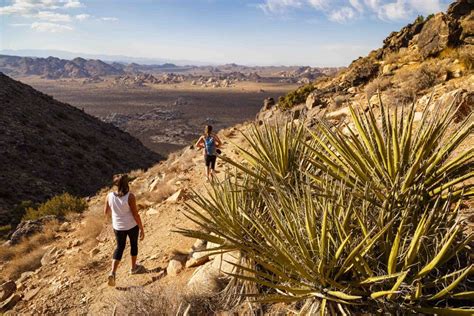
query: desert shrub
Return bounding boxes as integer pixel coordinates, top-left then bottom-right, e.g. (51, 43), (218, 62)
(278, 84), (315, 109)
(105, 286), (181, 315)
(0, 221), (58, 279)
(23, 193), (87, 220)
(393, 64), (444, 104)
(457, 46), (474, 71)
(0, 225), (12, 240)
(365, 76), (392, 98)
(179, 100), (474, 314)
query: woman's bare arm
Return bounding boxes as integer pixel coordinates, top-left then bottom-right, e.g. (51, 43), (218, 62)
(104, 195), (111, 217)
(195, 136), (204, 149)
(214, 134), (222, 147)
(128, 193), (145, 240)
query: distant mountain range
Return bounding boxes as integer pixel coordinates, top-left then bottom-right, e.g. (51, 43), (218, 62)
(0, 54), (343, 81)
(0, 49), (214, 66)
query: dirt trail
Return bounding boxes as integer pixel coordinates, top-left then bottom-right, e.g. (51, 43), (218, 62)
(10, 125), (249, 315)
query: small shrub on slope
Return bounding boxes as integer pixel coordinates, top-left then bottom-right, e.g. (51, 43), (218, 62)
(179, 98), (474, 314)
(23, 193), (87, 220)
(278, 84), (315, 109)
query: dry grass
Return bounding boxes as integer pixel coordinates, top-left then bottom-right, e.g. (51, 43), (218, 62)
(365, 76), (392, 99)
(457, 46), (474, 71)
(0, 220), (59, 280)
(141, 182), (175, 204)
(105, 286), (182, 315)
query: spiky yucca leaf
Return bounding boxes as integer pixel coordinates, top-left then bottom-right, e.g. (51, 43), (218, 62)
(179, 97), (473, 314)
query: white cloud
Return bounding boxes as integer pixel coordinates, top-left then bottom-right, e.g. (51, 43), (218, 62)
(75, 13), (90, 21)
(64, 0), (82, 8)
(31, 21), (73, 32)
(100, 17), (118, 22)
(0, 0), (83, 16)
(377, 0), (410, 21)
(407, 0), (441, 14)
(257, 0), (446, 22)
(328, 6), (356, 23)
(36, 10), (71, 22)
(258, 0), (303, 14)
(349, 0), (364, 12)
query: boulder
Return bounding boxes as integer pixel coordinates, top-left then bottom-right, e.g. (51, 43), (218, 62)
(0, 294), (21, 312)
(418, 14), (451, 59)
(186, 262), (221, 296)
(262, 97), (275, 110)
(166, 259), (183, 276)
(211, 251), (241, 275)
(41, 246), (64, 266)
(325, 107), (351, 121)
(306, 90), (326, 110)
(9, 215), (57, 244)
(382, 20), (425, 56)
(0, 281), (16, 302)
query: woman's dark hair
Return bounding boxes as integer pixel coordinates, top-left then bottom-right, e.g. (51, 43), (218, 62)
(113, 174), (129, 196)
(204, 125), (212, 136)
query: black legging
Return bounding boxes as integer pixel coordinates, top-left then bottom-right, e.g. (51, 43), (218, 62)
(113, 225), (139, 260)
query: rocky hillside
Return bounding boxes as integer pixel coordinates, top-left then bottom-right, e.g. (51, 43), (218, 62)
(0, 1), (472, 314)
(0, 73), (161, 227)
(0, 55), (124, 79)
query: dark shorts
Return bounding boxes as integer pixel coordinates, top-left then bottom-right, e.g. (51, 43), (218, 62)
(205, 154), (216, 169)
(113, 225), (139, 260)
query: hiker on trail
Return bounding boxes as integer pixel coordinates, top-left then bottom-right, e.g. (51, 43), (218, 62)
(195, 125), (222, 182)
(104, 174), (145, 286)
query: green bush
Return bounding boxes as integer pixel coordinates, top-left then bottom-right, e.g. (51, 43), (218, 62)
(23, 193), (87, 220)
(179, 100), (474, 314)
(0, 225), (12, 240)
(278, 84), (315, 109)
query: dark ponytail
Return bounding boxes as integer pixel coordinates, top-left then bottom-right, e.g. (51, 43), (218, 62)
(204, 125), (212, 137)
(113, 174), (130, 197)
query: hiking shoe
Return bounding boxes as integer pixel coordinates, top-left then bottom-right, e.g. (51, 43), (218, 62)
(130, 264), (145, 275)
(107, 273), (116, 287)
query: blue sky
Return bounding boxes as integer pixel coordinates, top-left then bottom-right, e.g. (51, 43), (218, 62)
(0, 0), (452, 66)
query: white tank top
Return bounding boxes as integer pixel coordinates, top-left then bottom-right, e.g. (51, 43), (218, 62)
(107, 192), (137, 231)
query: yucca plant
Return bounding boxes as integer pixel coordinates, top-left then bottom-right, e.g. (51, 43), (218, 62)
(179, 97), (474, 314)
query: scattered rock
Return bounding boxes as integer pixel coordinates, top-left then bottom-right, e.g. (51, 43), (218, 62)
(9, 215), (57, 245)
(325, 107), (351, 121)
(185, 256), (209, 268)
(89, 247), (100, 257)
(0, 281), (16, 302)
(166, 189), (185, 203)
(41, 247), (64, 266)
(166, 259), (183, 276)
(23, 287), (41, 301)
(58, 222), (70, 232)
(306, 90), (326, 110)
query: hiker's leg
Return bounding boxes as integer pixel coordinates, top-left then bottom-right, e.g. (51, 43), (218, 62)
(128, 225), (139, 269)
(112, 229), (127, 273)
(204, 155), (211, 180)
(210, 156), (217, 180)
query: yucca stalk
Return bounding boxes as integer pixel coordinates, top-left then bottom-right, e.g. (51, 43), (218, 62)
(179, 96), (474, 314)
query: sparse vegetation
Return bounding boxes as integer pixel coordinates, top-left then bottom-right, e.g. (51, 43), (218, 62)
(278, 83), (315, 109)
(0, 220), (58, 279)
(457, 46), (474, 71)
(365, 76), (392, 99)
(23, 193), (87, 221)
(180, 99), (474, 314)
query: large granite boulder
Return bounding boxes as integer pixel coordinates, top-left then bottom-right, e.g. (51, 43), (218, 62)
(9, 215), (57, 244)
(418, 14), (452, 58)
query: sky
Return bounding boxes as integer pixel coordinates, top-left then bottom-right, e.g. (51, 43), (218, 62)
(0, 0), (453, 66)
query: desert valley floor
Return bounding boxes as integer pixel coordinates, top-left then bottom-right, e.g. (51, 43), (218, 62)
(19, 77), (298, 156)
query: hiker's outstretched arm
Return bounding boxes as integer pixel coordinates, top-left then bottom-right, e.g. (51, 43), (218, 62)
(195, 136), (204, 148)
(129, 193), (145, 240)
(214, 134), (222, 147)
(104, 196), (111, 217)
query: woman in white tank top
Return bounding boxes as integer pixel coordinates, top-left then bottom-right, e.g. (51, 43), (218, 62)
(104, 174), (145, 286)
